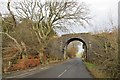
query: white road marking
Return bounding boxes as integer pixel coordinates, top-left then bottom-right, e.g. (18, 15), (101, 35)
(57, 63), (74, 78)
(57, 69), (67, 78)
(6, 67), (49, 78)
(7, 72), (30, 78)
(68, 65), (73, 69)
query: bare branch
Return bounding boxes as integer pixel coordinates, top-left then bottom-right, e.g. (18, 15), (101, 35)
(7, 0), (16, 28)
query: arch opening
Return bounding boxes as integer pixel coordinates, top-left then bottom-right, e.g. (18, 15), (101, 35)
(63, 38), (87, 61)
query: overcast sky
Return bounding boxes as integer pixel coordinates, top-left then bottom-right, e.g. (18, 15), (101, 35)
(82, 0), (119, 32)
(66, 0), (118, 35)
(57, 0), (119, 35)
(0, 0), (119, 35)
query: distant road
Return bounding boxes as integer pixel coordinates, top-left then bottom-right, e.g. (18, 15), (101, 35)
(23, 58), (93, 78)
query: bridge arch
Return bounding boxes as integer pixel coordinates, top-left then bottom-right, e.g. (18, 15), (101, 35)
(63, 38), (87, 60)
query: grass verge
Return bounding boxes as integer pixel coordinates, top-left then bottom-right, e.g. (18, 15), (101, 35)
(84, 62), (109, 78)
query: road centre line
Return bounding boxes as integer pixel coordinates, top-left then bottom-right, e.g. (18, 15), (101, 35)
(57, 64), (74, 78)
(57, 69), (67, 78)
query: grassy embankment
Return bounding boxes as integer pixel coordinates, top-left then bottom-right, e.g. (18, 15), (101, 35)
(85, 62), (110, 78)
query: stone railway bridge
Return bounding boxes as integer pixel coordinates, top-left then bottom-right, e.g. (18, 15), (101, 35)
(46, 33), (97, 61)
(60, 33), (92, 61)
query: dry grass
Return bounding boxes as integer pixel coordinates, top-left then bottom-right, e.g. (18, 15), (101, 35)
(85, 62), (110, 78)
(0, 58), (2, 75)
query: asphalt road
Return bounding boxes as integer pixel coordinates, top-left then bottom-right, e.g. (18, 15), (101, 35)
(23, 58), (93, 78)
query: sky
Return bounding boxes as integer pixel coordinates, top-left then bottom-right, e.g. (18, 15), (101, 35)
(77, 43), (84, 53)
(0, 0), (119, 35)
(83, 0), (118, 31)
(57, 0), (119, 35)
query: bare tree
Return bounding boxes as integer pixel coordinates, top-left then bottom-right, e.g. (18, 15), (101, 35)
(10, 0), (91, 57)
(1, 0), (26, 60)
